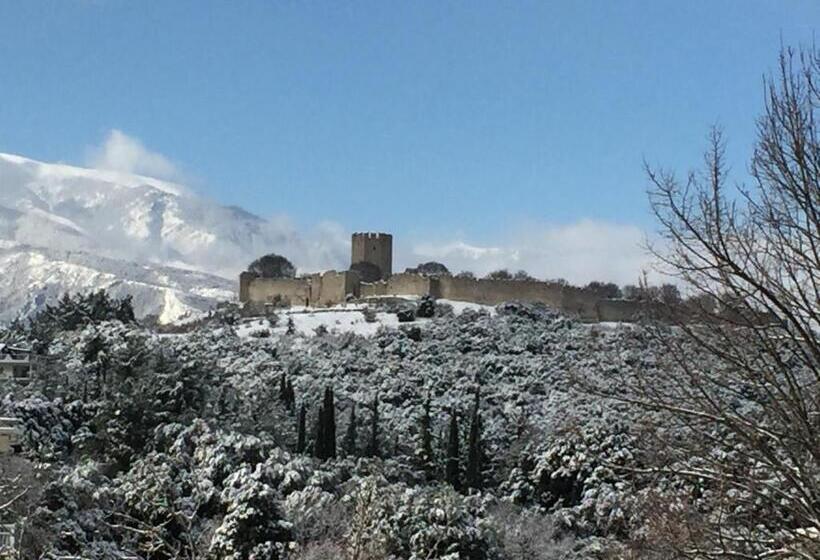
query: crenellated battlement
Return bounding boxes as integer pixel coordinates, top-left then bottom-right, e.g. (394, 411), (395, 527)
(352, 232), (392, 239)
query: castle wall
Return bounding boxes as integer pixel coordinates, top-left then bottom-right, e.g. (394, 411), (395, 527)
(437, 277), (561, 306)
(595, 299), (645, 322)
(558, 285), (602, 321)
(360, 281), (387, 298)
(239, 271), (254, 302)
(345, 270), (361, 298)
(241, 270), (657, 323)
(242, 269), (650, 322)
(242, 271), (360, 308)
(437, 277), (603, 321)
(245, 277), (311, 306)
(360, 273), (435, 299)
(388, 273), (435, 297)
(358, 275), (607, 321)
(310, 271), (357, 307)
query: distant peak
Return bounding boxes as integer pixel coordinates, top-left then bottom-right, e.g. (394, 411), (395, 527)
(0, 151), (189, 197)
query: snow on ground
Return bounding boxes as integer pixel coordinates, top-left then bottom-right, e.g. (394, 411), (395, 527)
(235, 299), (495, 339)
(237, 306), (398, 338)
(593, 321), (634, 330)
(438, 298), (497, 316)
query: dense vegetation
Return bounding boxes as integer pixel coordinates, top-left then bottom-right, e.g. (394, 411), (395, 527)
(0, 292), (714, 559)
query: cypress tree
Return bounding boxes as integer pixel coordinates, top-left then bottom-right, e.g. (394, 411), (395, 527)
(323, 386), (336, 459)
(313, 386), (336, 461)
(367, 394), (380, 458)
(466, 391), (482, 489)
(445, 407), (460, 489)
(285, 379), (296, 411)
(343, 402), (357, 458)
(314, 403), (326, 459)
(417, 395), (434, 476)
(297, 403), (306, 454)
(279, 373), (288, 403)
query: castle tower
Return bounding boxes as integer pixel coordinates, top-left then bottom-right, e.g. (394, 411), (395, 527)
(351, 232), (393, 279)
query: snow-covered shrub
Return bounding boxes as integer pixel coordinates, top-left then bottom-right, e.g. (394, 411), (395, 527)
(0, 394), (84, 459)
(435, 301), (455, 317)
(525, 424), (639, 536)
(210, 464), (292, 559)
(248, 327), (272, 338)
(417, 296), (436, 319)
(391, 484), (499, 559)
(397, 307), (416, 323)
(496, 301), (559, 322)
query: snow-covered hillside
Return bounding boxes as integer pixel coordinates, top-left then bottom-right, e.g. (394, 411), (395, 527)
(0, 242), (235, 323)
(0, 303), (698, 557)
(0, 152), (348, 322)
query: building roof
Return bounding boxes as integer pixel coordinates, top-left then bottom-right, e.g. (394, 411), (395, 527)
(0, 343), (30, 354)
(0, 344), (31, 363)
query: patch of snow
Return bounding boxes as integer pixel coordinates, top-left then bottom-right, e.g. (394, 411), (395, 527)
(236, 304), (401, 338)
(438, 299), (497, 316)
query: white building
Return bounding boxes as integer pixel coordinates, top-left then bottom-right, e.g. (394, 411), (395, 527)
(0, 417), (22, 454)
(0, 344), (31, 382)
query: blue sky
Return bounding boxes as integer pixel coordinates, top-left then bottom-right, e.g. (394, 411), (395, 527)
(0, 1), (817, 282)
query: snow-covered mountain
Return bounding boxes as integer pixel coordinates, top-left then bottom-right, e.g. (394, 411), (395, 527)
(0, 153), (348, 322)
(0, 242), (236, 324)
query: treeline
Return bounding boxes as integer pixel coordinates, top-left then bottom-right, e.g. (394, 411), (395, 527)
(8, 290), (136, 352)
(280, 374), (487, 491)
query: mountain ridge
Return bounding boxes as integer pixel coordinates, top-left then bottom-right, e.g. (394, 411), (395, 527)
(0, 152), (347, 322)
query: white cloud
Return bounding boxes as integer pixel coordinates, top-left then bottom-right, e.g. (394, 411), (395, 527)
(408, 219), (665, 286)
(86, 129), (182, 181)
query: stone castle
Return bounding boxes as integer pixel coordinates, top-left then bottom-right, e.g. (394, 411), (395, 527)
(239, 232), (646, 322)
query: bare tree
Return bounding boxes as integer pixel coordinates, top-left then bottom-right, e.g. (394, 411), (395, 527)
(1, 455), (52, 558)
(613, 46), (820, 558)
(491, 504), (577, 560)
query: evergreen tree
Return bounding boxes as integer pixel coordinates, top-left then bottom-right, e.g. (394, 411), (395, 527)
(247, 253), (296, 278)
(313, 404), (325, 459)
(314, 386), (336, 460)
(416, 395), (435, 477)
(58, 292), (83, 330)
(367, 394), (380, 458)
(445, 407), (460, 489)
(281, 377), (295, 412)
(116, 295), (136, 323)
(342, 402), (357, 457)
(279, 374), (288, 403)
(286, 379), (295, 411)
(297, 403), (306, 454)
(466, 391), (482, 490)
(324, 386), (336, 459)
